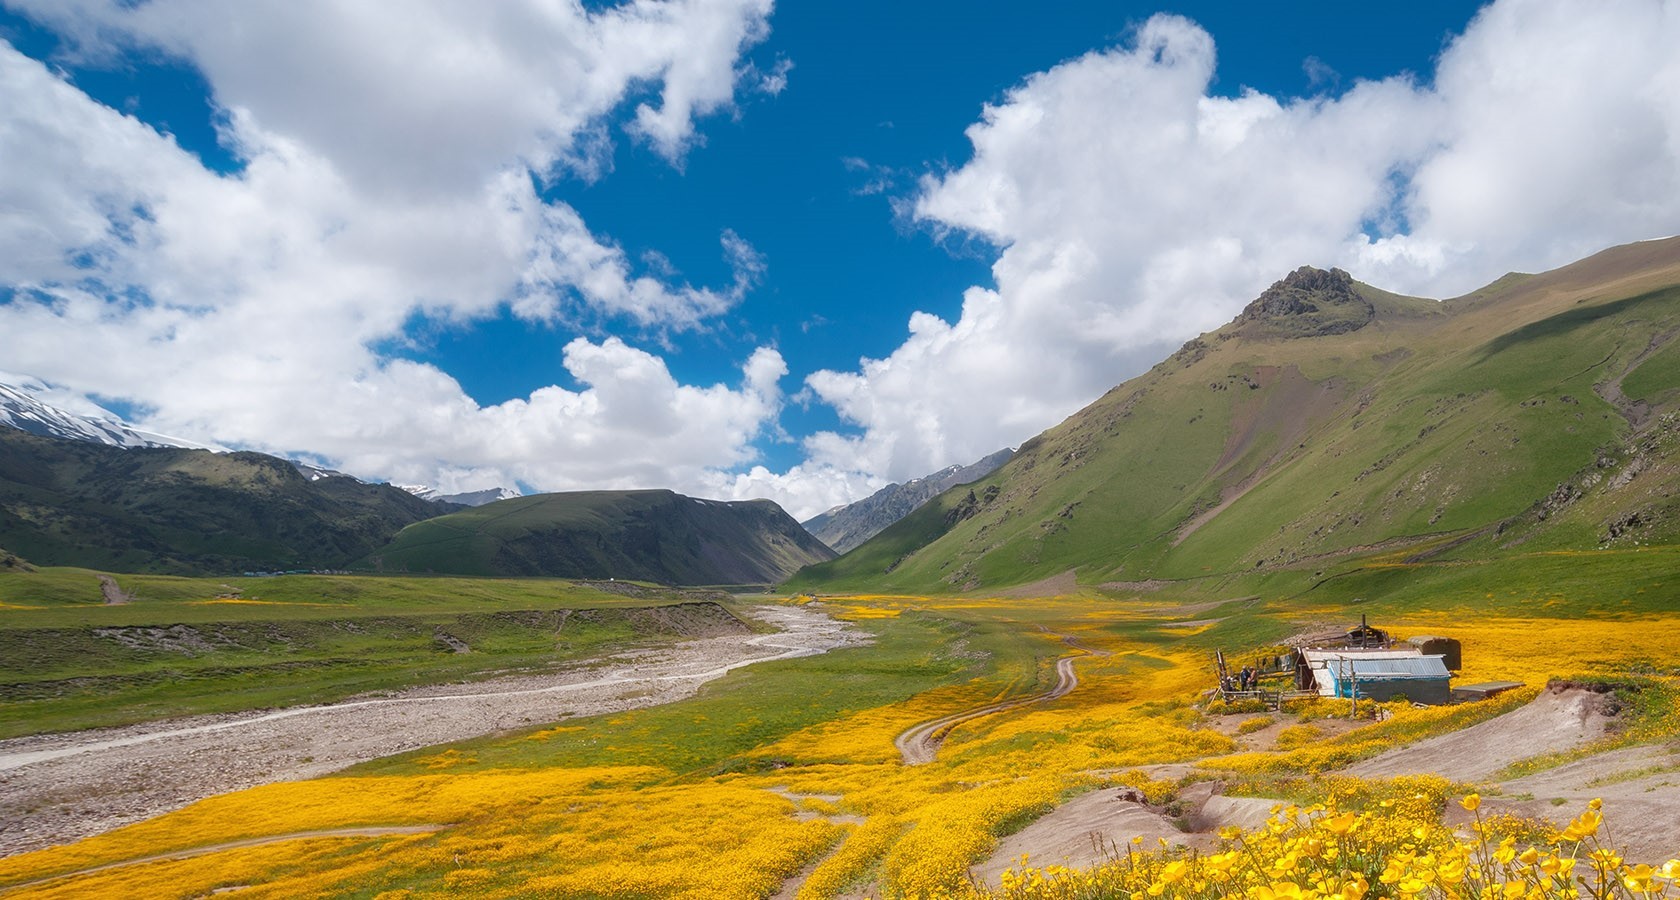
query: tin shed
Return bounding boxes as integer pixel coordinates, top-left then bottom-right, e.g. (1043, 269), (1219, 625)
(1328, 655), (1453, 705)
(1407, 635), (1462, 672)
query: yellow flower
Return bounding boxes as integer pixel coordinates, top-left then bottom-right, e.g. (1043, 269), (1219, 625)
(1437, 856), (1467, 884)
(1624, 863), (1657, 892)
(1206, 851), (1241, 875)
(1494, 839), (1517, 865)
(1396, 875), (1429, 896)
(1540, 853), (1577, 880)
(1322, 812), (1358, 835)
(1158, 859), (1189, 884)
(1459, 793), (1481, 812)
(1560, 808), (1603, 841)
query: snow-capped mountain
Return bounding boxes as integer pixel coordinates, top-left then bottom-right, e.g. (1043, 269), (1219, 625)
(395, 483), (440, 500)
(294, 461), (359, 482)
(439, 486), (522, 506)
(0, 377), (389, 490)
(3, 375), (514, 506)
(0, 378), (224, 452)
(398, 484), (523, 507)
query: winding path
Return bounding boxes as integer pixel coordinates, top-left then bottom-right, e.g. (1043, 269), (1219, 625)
(894, 632), (1106, 766)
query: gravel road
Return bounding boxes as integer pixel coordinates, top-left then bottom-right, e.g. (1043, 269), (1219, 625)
(0, 604), (863, 857)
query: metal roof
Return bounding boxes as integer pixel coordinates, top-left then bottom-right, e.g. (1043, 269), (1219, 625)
(1301, 648), (1422, 663)
(1342, 655), (1452, 680)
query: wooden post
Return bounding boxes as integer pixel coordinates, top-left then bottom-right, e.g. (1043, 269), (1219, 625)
(1339, 658), (1357, 717)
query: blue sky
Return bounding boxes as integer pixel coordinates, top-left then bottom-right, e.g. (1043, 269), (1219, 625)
(2, 1), (1678, 518)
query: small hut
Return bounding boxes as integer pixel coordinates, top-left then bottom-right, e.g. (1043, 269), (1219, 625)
(1407, 635), (1462, 672)
(1290, 616), (1455, 705)
(1321, 655), (1453, 705)
(1344, 614), (1388, 648)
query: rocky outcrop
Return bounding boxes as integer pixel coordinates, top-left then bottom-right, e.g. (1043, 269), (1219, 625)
(1236, 266), (1374, 337)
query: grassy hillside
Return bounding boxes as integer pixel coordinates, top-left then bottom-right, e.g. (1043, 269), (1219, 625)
(792, 238), (1680, 593)
(0, 431), (440, 574)
(365, 489), (836, 585)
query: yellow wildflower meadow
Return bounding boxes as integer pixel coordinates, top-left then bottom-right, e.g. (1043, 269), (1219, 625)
(3, 594), (1678, 899)
(987, 793), (1680, 900)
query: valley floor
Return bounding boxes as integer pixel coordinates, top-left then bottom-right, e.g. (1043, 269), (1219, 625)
(0, 605), (862, 856)
(0, 587), (1677, 899)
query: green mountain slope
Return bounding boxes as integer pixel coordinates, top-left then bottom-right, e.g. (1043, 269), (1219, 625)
(365, 490), (836, 585)
(791, 237), (1680, 593)
(0, 430), (442, 574)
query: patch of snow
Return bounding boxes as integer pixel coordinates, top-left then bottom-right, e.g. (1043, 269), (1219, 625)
(396, 484), (441, 501)
(433, 487), (521, 507)
(0, 379), (225, 452)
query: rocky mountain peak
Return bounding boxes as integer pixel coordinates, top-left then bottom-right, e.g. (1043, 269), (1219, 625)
(1236, 265), (1373, 337)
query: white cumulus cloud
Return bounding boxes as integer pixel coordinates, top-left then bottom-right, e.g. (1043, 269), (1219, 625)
(802, 0), (1680, 485)
(9, 0), (774, 190)
(8, 0), (1680, 525)
(0, 0), (809, 507)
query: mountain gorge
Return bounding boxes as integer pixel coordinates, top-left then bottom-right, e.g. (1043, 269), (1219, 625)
(801, 448), (1015, 553)
(791, 237), (1680, 593)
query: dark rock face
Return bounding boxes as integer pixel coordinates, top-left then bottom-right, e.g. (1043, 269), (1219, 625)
(1237, 266), (1374, 337)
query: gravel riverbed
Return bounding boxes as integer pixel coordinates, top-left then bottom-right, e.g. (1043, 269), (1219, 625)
(0, 604), (863, 857)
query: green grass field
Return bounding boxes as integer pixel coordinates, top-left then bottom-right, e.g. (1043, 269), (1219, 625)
(353, 605), (1053, 779)
(0, 567), (748, 738)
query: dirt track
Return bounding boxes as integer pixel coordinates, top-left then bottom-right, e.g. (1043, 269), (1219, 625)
(896, 632), (1103, 766)
(1345, 686), (1614, 781)
(0, 605), (862, 857)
